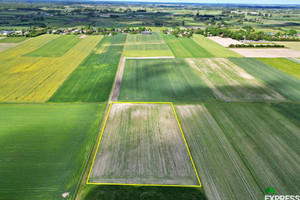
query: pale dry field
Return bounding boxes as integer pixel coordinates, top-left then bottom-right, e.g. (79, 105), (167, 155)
(208, 36), (243, 47)
(89, 103), (199, 186)
(229, 48), (300, 57)
(0, 43), (19, 52)
(186, 58), (285, 102)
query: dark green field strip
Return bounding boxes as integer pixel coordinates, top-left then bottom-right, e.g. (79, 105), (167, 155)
(0, 103), (106, 200)
(49, 34), (127, 102)
(271, 103), (300, 126)
(24, 35), (81, 57)
(176, 103), (300, 199)
(118, 59), (216, 102)
(0, 37), (29, 43)
(175, 104), (263, 200)
(162, 34), (213, 58)
(205, 103), (300, 196)
(229, 58), (300, 102)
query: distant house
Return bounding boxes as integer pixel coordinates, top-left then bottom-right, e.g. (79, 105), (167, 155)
(141, 31), (151, 35)
(1, 31), (14, 35)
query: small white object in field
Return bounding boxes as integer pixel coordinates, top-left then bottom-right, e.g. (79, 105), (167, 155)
(62, 192), (69, 198)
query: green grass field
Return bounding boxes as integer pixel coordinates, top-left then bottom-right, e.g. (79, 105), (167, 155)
(176, 103), (300, 199)
(49, 34), (127, 102)
(0, 37), (29, 43)
(256, 58), (300, 79)
(229, 58), (300, 102)
(192, 35), (242, 57)
(25, 35), (81, 57)
(118, 59), (216, 102)
(0, 103), (105, 199)
(124, 32), (173, 57)
(162, 34), (213, 58)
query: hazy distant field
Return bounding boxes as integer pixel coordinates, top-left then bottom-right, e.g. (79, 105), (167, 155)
(230, 58), (300, 101)
(89, 103), (199, 186)
(162, 34), (213, 58)
(49, 34), (127, 102)
(186, 58), (285, 102)
(0, 103), (105, 199)
(124, 32), (173, 57)
(118, 59), (216, 102)
(176, 103), (300, 199)
(0, 35), (102, 102)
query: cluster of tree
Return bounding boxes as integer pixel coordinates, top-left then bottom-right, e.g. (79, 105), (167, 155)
(122, 27), (152, 34)
(195, 26), (299, 41)
(229, 44), (285, 48)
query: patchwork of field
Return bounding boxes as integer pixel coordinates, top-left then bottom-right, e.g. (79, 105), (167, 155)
(49, 34), (127, 102)
(229, 48), (300, 57)
(256, 58), (300, 79)
(25, 35), (81, 57)
(230, 58), (300, 101)
(176, 103), (300, 199)
(186, 58), (285, 102)
(89, 103), (199, 186)
(0, 103), (106, 199)
(192, 35), (242, 57)
(0, 35), (103, 102)
(0, 37), (29, 43)
(124, 32), (173, 57)
(162, 34), (213, 58)
(118, 59), (216, 102)
(274, 41), (300, 51)
(207, 36), (243, 47)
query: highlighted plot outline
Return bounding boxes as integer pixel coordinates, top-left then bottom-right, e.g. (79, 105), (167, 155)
(87, 102), (201, 187)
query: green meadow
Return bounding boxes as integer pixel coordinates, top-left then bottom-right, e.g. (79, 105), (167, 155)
(0, 103), (105, 199)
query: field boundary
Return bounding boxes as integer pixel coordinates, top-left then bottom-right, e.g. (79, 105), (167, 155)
(86, 101), (202, 188)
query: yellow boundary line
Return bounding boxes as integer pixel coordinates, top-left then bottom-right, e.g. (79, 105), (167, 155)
(86, 102), (202, 188)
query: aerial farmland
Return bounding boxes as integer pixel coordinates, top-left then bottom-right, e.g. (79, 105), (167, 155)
(0, 1), (299, 200)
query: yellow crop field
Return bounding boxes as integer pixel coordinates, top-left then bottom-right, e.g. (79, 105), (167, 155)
(0, 35), (103, 102)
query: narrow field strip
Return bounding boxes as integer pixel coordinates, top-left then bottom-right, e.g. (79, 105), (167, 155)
(162, 34), (213, 58)
(24, 35), (81, 57)
(230, 58), (300, 101)
(192, 35), (242, 58)
(88, 103), (200, 186)
(186, 58), (285, 102)
(0, 35), (103, 102)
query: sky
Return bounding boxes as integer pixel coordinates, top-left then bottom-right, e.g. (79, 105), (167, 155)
(97, 0), (300, 4)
